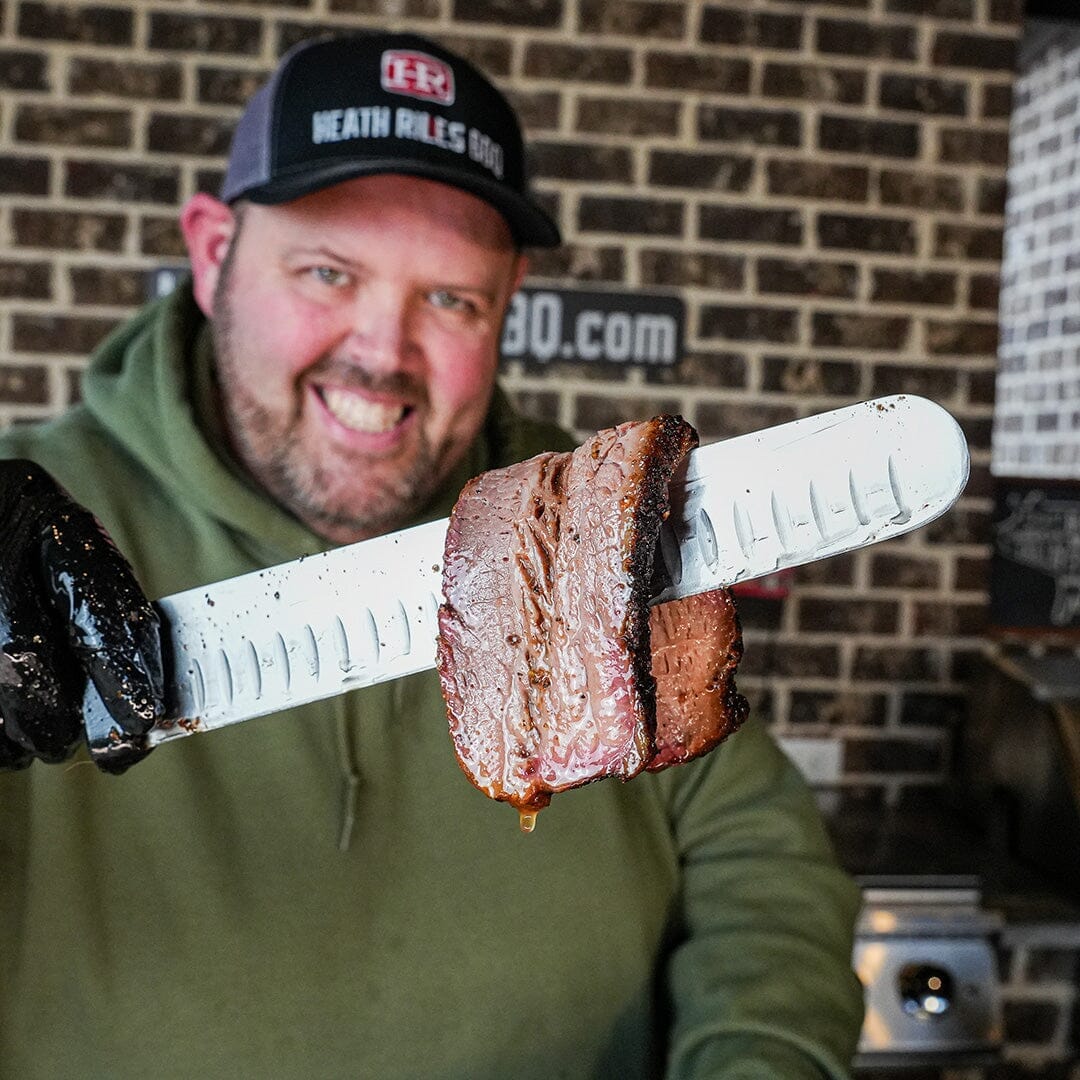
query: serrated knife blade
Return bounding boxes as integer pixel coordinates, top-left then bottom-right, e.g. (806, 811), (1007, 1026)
(110, 395), (966, 749)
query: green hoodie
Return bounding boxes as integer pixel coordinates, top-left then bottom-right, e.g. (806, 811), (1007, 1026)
(0, 284), (864, 1079)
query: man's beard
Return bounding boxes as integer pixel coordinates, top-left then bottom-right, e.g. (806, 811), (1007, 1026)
(210, 277), (444, 541)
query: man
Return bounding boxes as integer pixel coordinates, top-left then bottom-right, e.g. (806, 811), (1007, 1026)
(0, 32), (864, 1078)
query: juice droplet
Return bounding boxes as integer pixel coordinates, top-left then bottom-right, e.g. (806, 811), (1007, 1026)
(518, 810), (538, 833)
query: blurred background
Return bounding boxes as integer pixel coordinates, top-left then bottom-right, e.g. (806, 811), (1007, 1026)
(2, 0), (1079, 1075)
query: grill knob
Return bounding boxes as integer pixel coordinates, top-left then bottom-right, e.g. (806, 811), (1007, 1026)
(897, 963), (954, 1018)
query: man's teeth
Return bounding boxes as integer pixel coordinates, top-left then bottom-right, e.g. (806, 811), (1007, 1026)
(322, 388), (406, 433)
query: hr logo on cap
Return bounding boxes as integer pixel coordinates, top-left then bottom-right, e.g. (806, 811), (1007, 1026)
(381, 50), (455, 106)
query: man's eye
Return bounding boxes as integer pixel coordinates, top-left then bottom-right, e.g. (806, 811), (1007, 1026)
(312, 266), (349, 287)
(430, 290), (474, 314)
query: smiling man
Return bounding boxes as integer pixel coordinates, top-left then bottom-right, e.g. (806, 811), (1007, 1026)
(186, 175), (527, 542)
(0, 31), (864, 1080)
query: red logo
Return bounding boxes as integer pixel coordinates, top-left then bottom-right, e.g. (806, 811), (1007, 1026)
(381, 50), (455, 106)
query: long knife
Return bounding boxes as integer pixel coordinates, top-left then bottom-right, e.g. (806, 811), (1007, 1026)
(84, 395), (968, 751)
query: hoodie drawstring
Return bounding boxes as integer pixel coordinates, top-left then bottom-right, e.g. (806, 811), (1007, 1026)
(335, 702), (361, 852)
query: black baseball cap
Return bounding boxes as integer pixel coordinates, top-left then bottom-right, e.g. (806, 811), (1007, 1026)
(220, 32), (561, 248)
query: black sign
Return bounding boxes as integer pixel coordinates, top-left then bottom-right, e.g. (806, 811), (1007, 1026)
(991, 478), (1080, 632)
(500, 286), (684, 369)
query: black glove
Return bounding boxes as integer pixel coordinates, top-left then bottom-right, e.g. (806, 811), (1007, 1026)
(0, 461), (164, 773)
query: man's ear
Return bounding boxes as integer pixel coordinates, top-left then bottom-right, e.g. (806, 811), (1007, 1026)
(180, 193), (237, 317)
(510, 252), (529, 295)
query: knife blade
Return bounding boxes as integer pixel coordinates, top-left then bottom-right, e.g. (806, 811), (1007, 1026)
(91, 394), (966, 750)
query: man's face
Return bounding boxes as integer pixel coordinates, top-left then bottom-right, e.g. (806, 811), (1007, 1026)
(206, 174), (526, 543)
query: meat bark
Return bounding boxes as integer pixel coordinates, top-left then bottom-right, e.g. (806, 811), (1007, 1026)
(437, 416), (747, 817)
(648, 590), (747, 772)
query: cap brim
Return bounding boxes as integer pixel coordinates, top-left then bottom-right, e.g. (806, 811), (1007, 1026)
(236, 157), (561, 249)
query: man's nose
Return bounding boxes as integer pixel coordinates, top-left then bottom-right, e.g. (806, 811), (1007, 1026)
(343, 287), (415, 371)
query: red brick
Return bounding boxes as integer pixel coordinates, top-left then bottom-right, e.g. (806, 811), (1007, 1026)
(425, 35), (512, 76)
(453, 0), (562, 26)
(818, 213), (917, 255)
(871, 553), (942, 590)
(885, 0), (972, 13)
(879, 73), (968, 116)
(870, 364), (958, 401)
(147, 12), (263, 54)
(329, 0), (438, 12)
(507, 388), (560, 425)
(844, 735), (944, 773)
(766, 159), (868, 201)
(880, 169), (964, 212)
(757, 258), (859, 299)
(981, 82), (1013, 120)
(139, 215), (186, 258)
(934, 223), (1003, 262)
(694, 400), (798, 439)
(0, 155), (50, 195)
(648, 150), (753, 192)
(977, 177), (1008, 216)
(526, 43), (631, 83)
(14, 104), (131, 148)
(11, 209), (126, 252)
(740, 642), (839, 679)
(69, 266), (147, 307)
(645, 351), (747, 390)
(932, 30), (1017, 71)
(812, 311), (912, 350)
(527, 245), (625, 283)
(0, 48), (49, 90)
(529, 141), (632, 183)
(579, 0), (684, 37)
(17, 3), (133, 45)
(700, 8), (803, 50)
(648, 53), (751, 94)
(578, 196), (682, 236)
(954, 555), (989, 592)
(147, 113), (234, 156)
(505, 90), (560, 132)
(639, 249), (744, 290)
(968, 273), (1001, 311)
(69, 57), (182, 100)
(699, 105), (801, 147)
(0, 260), (51, 299)
(816, 18), (916, 60)
(65, 161), (179, 205)
(197, 65), (271, 107)
(871, 269), (958, 306)
(798, 598), (899, 635)
(853, 646), (942, 682)
(818, 114), (919, 158)
(700, 205), (803, 245)
(796, 550), (857, 587)
(790, 691), (887, 728)
(761, 62), (865, 105)
(576, 96), (681, 136)
(573, 392), (681, 431)
(761, 355), (861, 396)
(925, 318), (999, 356)
(0, 364), (48, 405)
(939, 127), (1010, 166)
(12, 313), (119, 354)
(699, 304), (799, 344)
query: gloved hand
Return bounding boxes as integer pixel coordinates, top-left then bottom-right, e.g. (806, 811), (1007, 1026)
(0, 460), (164, 773)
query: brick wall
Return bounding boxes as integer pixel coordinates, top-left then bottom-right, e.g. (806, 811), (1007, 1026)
(993, 19), (1080, 480)
(0, 0), (1023, 800)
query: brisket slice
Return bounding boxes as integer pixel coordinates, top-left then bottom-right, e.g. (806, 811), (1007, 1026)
(647, 590), (747, 772)
(437, 416), (746, 818)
